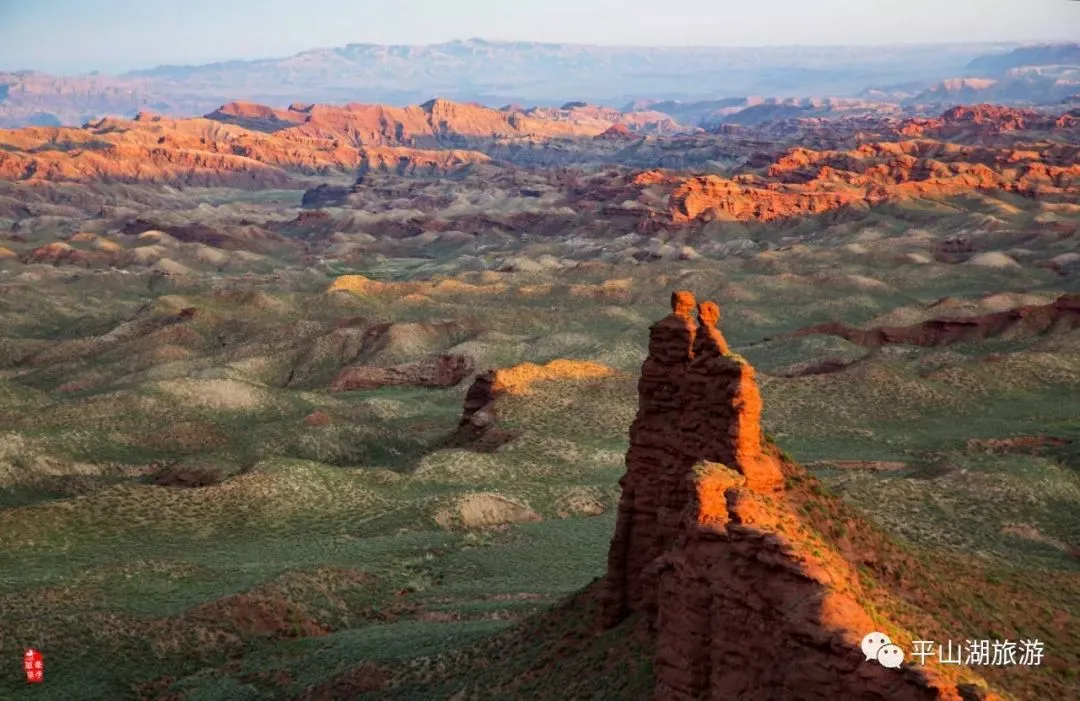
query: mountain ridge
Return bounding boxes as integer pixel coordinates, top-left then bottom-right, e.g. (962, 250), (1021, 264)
(0, 39), (1044, 128)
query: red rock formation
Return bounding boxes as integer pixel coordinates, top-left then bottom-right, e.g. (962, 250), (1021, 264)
(0, 97), (691, 187)
(695, 301), (730, 355)
(0, 113), (492, 187)
(359, 145), (492, 175)
(604, 291), (780, 622)
(595, 123), (635, 140)
(456, 370), (501, 439)
(205, 101), (309, 132)
(450, 359), (615, 451)
(632, 169), (673, 187)
(209, 98), (675, 147)
(670, 174), (861, 223)
(898, 105), (1079, 140)
(19, 241), (98, 266)
(601, 292), (994, 700)
(653, 117), (1080, 225)
(781, 294), (1080, 348)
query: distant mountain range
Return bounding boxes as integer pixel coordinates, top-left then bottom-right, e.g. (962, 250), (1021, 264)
(967, 42), (1080, 74)
(1, 39), (1078, 129)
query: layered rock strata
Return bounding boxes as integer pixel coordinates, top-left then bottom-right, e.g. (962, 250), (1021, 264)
(601, 291), (992, 700)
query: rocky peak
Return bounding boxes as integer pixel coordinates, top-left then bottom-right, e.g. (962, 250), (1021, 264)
(600, 291), (996, 700)
(594, 123), (634, 140)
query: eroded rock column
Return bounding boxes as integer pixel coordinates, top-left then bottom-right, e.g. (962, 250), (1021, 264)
(602, 290), (697, 626)
(601, 294), (992, 701)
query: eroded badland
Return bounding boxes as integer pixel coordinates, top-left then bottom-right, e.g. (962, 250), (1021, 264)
(1, 47), (1079, 701)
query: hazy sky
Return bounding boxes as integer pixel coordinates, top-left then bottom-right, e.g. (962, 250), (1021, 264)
(1, 0), (1078, 74)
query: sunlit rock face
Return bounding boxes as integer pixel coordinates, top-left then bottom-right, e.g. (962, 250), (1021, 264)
(601, 291), (992, 701)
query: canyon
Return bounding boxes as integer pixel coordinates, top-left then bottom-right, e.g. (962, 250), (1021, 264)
(3, 99), (1079, 253)
(1, 39), (1078, 700)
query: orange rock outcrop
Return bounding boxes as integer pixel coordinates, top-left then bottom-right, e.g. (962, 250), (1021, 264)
(20, 242), (98, 266)
(0, 96), (670, 187)
(601, 291), (995, 700)
(326, 274), (408, 296)
(451, 359), (615, 451)
(670, 174), (861, 223)
(595, 123), (635, 140)
(208, 99), (676, 146)
(898, 104), (1080, 139)
(0, 111), (492, 187)
(659, 108), (1080, 224)
(457, 359), (614, 427)
(488, 359), (613, 395)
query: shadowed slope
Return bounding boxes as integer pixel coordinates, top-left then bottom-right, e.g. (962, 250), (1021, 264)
(778, 293), (1080, 348)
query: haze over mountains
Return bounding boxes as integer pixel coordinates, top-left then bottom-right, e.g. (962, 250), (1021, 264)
(2, 39), (1079, 129)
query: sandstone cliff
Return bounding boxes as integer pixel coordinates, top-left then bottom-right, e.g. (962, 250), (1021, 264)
(0, 111), (492, 187)
(601, 291), (995, 700)
(0, 97), (692, 186)
(899, 104), (1080, 140)
(661, 126), (1080, 225)
(208, 99), (682, 147)
(669, 174), (862, 224)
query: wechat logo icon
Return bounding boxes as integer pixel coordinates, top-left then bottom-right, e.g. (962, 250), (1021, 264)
(862, 632), (905, 669)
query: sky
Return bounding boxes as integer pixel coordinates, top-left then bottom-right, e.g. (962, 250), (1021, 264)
(1, 0), (1078, 74)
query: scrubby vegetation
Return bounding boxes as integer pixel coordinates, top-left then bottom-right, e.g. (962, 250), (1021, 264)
(1, 103), (1079, 698)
